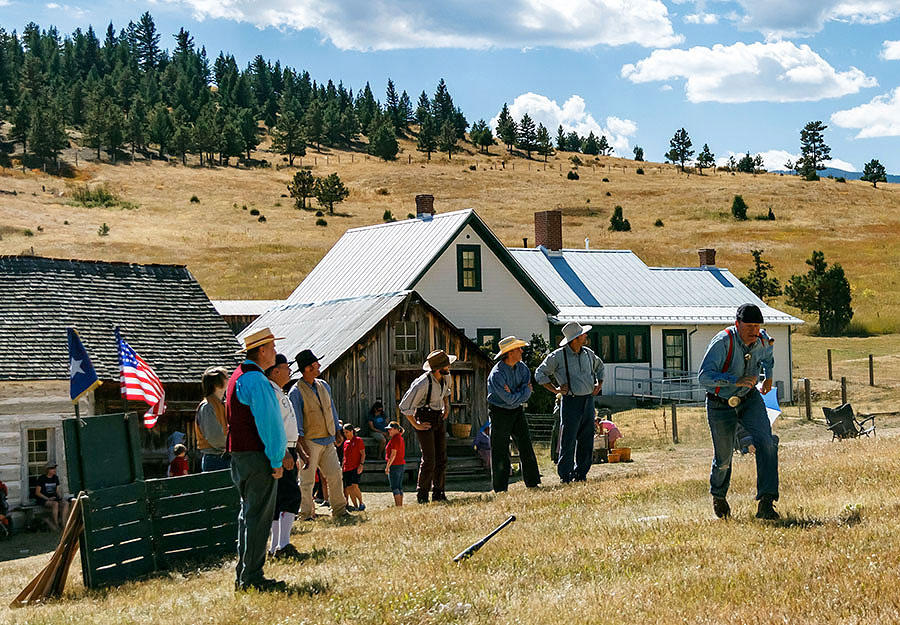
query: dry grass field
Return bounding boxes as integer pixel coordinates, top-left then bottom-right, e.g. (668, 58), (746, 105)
(1, 137), (898, 334)
(3, 408), (900, 625)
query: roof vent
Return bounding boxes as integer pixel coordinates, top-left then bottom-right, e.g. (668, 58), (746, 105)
(698, 248), (717, 267)
(534, 209), (562, 251)
(415, 194), (435, 219)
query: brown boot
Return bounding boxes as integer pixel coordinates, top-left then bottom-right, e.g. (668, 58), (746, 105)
(756, 496), (780, 520)
(713, 496), (731, 519)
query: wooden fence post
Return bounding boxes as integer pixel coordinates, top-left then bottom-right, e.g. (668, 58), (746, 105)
(827, 348), (833, 380)
(804, 378), (812, 419)
(841, 377), (847, 405)
(671, 403), (679, 444)
(869, 354), (874, 386)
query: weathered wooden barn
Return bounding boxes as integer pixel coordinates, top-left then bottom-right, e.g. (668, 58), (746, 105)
(0, 256), (240, 513)
(240, 291), (492, 452)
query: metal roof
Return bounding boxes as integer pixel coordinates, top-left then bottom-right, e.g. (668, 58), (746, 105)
(239, 292), (411, 372)
(285, 210), (472, 305)
(211, 300), (282, 317)
(510, 247), (803, 325)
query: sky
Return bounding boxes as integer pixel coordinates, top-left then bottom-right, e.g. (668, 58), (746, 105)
(3, 0), (900, 173)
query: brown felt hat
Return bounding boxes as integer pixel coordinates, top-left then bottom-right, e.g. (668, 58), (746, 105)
(423, 349), (457, 372)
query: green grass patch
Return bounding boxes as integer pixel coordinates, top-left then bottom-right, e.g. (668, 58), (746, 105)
(68, 184), (137, 209)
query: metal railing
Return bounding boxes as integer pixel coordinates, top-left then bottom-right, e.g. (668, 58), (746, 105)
(612, 365), (705, 404)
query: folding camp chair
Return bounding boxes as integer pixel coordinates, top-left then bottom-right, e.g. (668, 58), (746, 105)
(822, 404), (876, 441)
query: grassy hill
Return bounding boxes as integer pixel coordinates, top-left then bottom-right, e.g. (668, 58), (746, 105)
(1, 133), (899, 333)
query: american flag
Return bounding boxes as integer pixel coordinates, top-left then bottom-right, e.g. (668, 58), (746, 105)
(115, 328), (166, 429)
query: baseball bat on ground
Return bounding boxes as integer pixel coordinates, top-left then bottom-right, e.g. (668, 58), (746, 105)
(453, 514), (516, 562)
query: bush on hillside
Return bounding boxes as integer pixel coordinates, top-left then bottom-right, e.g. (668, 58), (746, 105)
(190, 195), (200, 203)
(97, 223), (110, 236)
(609, 205), (631, 232)
(654, 219), (664, 227)
(636, 168), (644, 175)
(257, 215), (266, 222)
(567, 170), (579, 180)
(315, 218), (328, 227)
(731, 195), (748, 221)
(250, 208), (260, 216)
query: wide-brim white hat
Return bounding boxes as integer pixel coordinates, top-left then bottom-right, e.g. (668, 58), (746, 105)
(495, 336), (528, 360)
(559, 321), (592, 347)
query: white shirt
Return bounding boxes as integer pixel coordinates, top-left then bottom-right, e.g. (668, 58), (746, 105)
(269, 379), (299, 445)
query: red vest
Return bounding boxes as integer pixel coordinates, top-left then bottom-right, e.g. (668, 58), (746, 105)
(226, 362), (265, 453)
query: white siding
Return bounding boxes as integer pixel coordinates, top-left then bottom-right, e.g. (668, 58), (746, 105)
(416, 225), (549, 343)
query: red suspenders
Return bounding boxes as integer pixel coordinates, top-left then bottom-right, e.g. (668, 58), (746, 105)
(714, 328), (735, 396)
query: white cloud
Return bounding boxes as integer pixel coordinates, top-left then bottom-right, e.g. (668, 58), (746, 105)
(621, 40), (876, 103)
(660, 84), (673, 91)
(715, 149), (856, 172)
(882, 40), (900, 60)
(684, 12), (718, 24)
(160, 0), (683, 51)
(733, 1), (900, 37)
(45, 2), (85, 15)
(489, 93), (638, 154)
(832, 87), (900, 138)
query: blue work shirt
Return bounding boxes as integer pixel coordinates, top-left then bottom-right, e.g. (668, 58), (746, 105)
(535, 345), (604, 397)
(698, 326), (775, 400)
(288, 378), (341, 446)
(235, 360), (287, 469)
(487, 360), (533, 409)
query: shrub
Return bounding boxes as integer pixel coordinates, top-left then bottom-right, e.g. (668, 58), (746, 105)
(383, 209), (396, 222)
(315, 218), (327, 227)
(249, 208), (260, 216)
(605, 191), (611, 197)
(273, 202), (281, 207)
(636, 168), (644, 175)
(835, 176), (846, 183)
(63, 220), (69, 225)
(768, 207), (776, 220)
(375, 188), (390, 195)
(469, 165), (476, 171)
(731, 195), (748, 221)
(602, 178), (609, 182)
(24, 228), (34, 237)
(407, 213), (415, 219)
(654, 219), (664, 227)
(567, 170), (580, 180)
(569, 155), (583, 167)
(315, 210), (324, 217)
(37, 226), (43, 232)
(190, 195), (200, 203)
(97, 223), (110, 236)
(70, 184), (117, 207)
(281, 193), (288, 198)
(257, 215), (266, 223)
(609, 205), (631, 232)
(585, 198), (590, 204)
(242, 205), (248, 210)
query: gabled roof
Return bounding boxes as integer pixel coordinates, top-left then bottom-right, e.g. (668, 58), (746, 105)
(239, 291), (491, 373)
(284, 209), (557, 314)
(0, 256), (241, 382)
(510, 247), (803, 325)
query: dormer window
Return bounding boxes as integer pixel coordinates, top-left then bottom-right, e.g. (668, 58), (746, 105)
(456, 245), (482, 292)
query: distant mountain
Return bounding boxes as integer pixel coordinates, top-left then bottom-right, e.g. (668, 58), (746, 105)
(771, 167), (900, 183)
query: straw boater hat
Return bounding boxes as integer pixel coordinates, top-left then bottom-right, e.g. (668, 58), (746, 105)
(423, 349), (457, 372)
(236, 327), (283, 354)
(559, 321), (592, 347)
(495, 336), (528, 360)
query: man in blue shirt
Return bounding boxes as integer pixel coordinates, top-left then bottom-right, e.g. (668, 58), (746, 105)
(698, 303), (779, 520)
(226, 327), (289, 592)
(535, 322), (604, 483)
(487, 336), (540, 492)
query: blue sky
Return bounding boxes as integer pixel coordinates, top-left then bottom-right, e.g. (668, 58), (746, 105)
(3, 0), (900, 172)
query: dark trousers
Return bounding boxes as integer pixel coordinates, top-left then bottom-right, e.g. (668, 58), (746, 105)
(230, 451), (277, 587)
(707, 389), (779, 500)
(415, 424), (447, 501)
(489, 404), (541, 491)
(557, 394), (595, 482)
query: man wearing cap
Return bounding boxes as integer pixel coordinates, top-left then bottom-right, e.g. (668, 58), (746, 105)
(289, 349), (349, 521)
(535, 322), (604, 483)
(699, 303), (779, 520)
(399, 349), (454, 504)
(487, 336), (541, 492)
(226, 328), (289, 592)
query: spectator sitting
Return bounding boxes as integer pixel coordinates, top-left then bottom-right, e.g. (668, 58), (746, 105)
(341, 424), (366, 511)
(367, 400), (390, 456)
(168, 444), (189, 477)
(35, 463), (69, 531)
(384, 422), (406, 507)
(473, 423), (492, 473)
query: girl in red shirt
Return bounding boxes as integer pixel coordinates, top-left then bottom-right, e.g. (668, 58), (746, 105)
(384, 422), (406, 507)
(341, 424), (366, 511)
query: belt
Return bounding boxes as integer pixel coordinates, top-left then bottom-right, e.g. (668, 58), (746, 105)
(706, 392), (742, 407)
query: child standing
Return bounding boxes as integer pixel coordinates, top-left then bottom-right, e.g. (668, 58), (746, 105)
(384, 422), (406, 507)
(168, 444), (189, 477)
(341, 424), (366, 511)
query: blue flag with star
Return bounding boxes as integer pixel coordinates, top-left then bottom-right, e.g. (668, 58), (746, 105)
(68, 328), (101, 403)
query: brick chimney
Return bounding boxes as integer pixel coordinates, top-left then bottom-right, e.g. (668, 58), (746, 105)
(415, 194), (435, 218)
(698, 248), (717, 266)
(534, 209), (563, 251)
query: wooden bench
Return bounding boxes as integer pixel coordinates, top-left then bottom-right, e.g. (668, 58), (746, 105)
(15, 502), (52, 531)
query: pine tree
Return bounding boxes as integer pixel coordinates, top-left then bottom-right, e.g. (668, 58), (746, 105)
(172, 120), (192, 165)
(304, 99), (324, 151)
(432, 78), (454, 128)
(666, 127), (694, 172)
(565, 131), (581, 152)
(799, 120), (830, 180)
(582, 131), (599, 155)
(398, 90), (412, 132)
(339, 106), (360, 145)
(385, 78), (400, 131)
(367, 120), (399, 160)
(127, 95), (148, 159)
(633, 145), (644, 161)
(147, 103), (173, 159)
(731, 194), (748, 221)
(437, 119), (459, 160)
(739, 249), (782, 301)
(696, 143), (715, 174)
(415, 90), (431, 125)
(288, 169), (316, 209)
(609, 205), (631, 232)
(736, 152), (754, 174)
(314, 172), (350, 215)
(597, 135), (611, 156)
(11, 94), (32, 153)
(556, 125), (566, 151)
(861, 158), (887, 188)
(416, 113), (437, 160)
(105, 103), (125, 162)
(536, 123), (553, 161)
(496, 103), (517, 153)
(219, 112), (243, 166)
(133, 11), (160, 72)
(469, 119), (494, 154)
(323, 100), (342, 146)
(785, 250), (853, 335)
(270, 111), (306, 166)
(83, 93), (108, 159)
(516, 113), (537, 159)
(193, 103), (218, 166)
